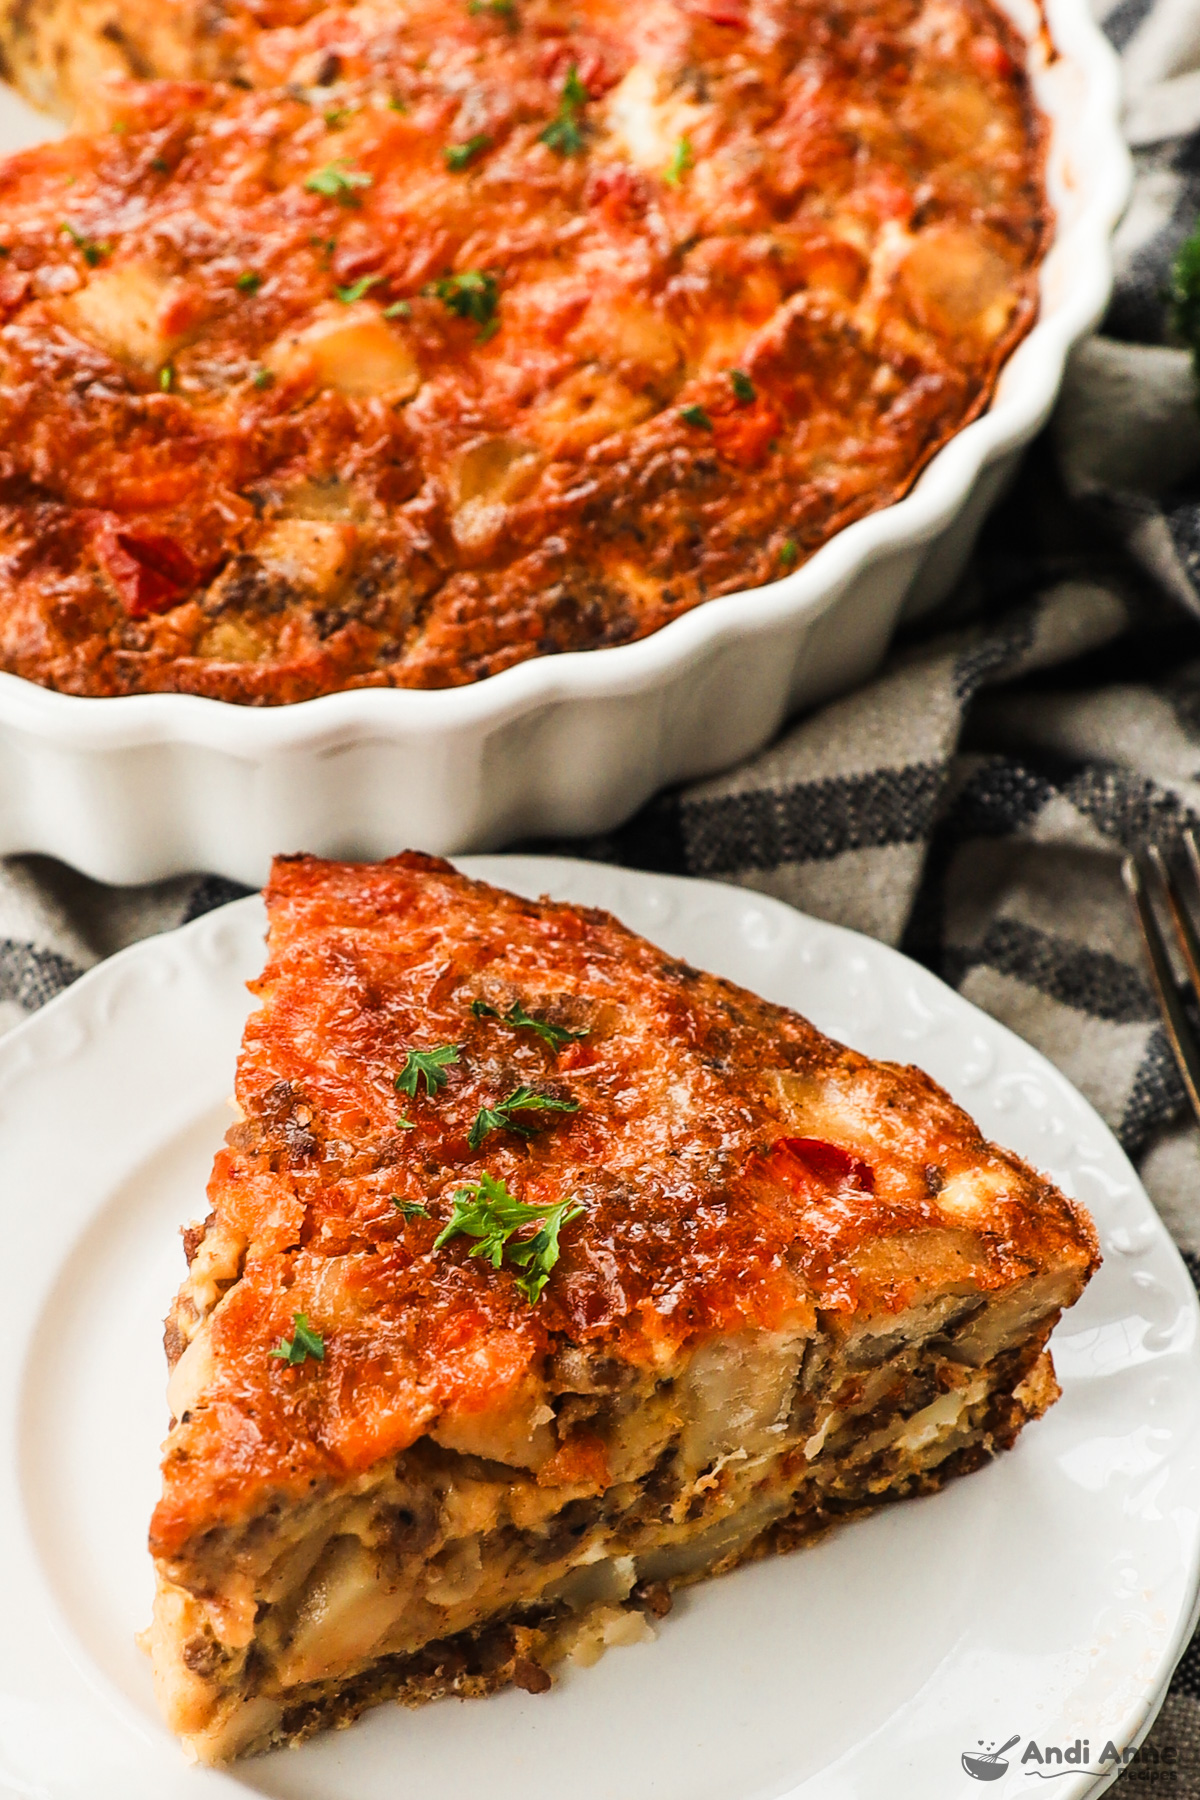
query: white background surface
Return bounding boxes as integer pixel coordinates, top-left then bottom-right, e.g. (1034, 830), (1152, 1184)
(0, 859), (1195, 1799)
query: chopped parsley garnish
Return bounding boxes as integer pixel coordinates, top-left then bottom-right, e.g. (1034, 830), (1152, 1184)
(395, 1042), (462, 1097)
(469, 0), (517, 18)
(432, 269), (500, 340)
(324, 105), (353, 130)
(433, 1172), (583, 1303)
(679, 403), (713, 430)
(445, 133), (492, 171)
(235, 270), (262, 293)
(471, 998), (588, 1051)
(336, 273), (383, 303)
(779, 537), (798, 567)
(385, 299), (412, 318)
(392, 1197), (430, 1218)
(305, 159), (373, 203)
(62, 221), (110, 267)
(664, 136), (693, 185)
(396, 1114), (417, 1130)
(159, 365), (174, 391)
(729, 368), (755, 403)
(269, 1312), (325, 1366)
(252, 367), (275, 390)
(150, 156), (170, 174)
(539, 64), (588, 156)
(1171, 222), (1200, 384)
(388, 95), (409, 112)
(468, 1085), (580, 1150)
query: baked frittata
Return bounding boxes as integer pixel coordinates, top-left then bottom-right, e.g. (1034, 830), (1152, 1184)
(0, 0), (1046, 701)
(148, 854), (1098, 1761)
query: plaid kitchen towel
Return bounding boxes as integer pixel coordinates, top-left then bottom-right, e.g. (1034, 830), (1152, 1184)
(5, 0), (1200, 1784)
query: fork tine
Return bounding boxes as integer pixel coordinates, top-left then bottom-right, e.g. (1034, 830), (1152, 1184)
(1184, 825), (1200, 899)
(1149, 842), (1200, 1002)
(1122, 854), (1200, 1127)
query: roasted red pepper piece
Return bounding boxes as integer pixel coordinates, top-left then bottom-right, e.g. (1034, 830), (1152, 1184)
(97, 526), (199, 618)
(766, 1135), (876, 1194)
(687, 0), (748, 24)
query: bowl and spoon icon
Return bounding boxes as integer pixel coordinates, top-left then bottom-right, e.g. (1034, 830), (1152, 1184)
(962, 1735), (1021, 1780)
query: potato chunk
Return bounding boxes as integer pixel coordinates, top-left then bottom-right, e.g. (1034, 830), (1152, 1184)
(63, 261), (186, 369)
(267, 305), (421, 398)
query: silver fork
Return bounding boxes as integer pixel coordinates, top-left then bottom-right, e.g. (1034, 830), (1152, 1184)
(1123, 829), (1200, 1124)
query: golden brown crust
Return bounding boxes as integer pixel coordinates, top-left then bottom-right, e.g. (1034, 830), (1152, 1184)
(0, 0), (1047, 702)
(151, 853), (1098, 1564)
(0, 0), (320, 119)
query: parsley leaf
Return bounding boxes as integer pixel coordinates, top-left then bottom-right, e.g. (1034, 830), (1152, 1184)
(336, 273), (383, 303)
(445, 134), (492, 171)
(396, 1114), (417, 1130)
(252, 367), (275, 390)
(432, 269), (500, 340)
(392, 1197), (430, 1218)
(664, 136), (693, 185)
(472, 998), (588, 1050)
(62, 221), (111, 267)
(235, 270), (262, 293)
(729, 368), (755, 403)
(159, 365), (174, 391)
(469, 0), (516, 18)
(395, 1043), (462, 1097)
(305, 159), (373, 203)
(778, 537), (798, 567)
(384, 299), (412, 318)
(679, 403), (713, 430)
(539, 64), (588, 156)
(269, 1312), (325, 1366)
(433, 1172), (583, 1303)
(468, 1085), (580, 1150)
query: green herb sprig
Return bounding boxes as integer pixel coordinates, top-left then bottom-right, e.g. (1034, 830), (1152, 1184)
(392, 1197), (430, 1218)
(679, 403), (713, 431)
(445, 134), (492, 171)
(664, 135), (693, 185)
(305, 160), (373, 204)
(269, 1312), (325, 1366)
(468, 1085), (579, 1150)
(395, 1043), (462, 1098)
(729, 368), (755, 403)
(539, 64), (588, 157)
(336, 273), (383, 303)
(432, 269), (500, 340)
(434, 1172), (583, 1303)
(62, 220), (111, 267)
(471, 998), (588, 1051)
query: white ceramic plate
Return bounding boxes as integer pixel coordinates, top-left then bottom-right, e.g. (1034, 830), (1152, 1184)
(0, 0), (1131, 885)
(1, 858), (1196, 1800)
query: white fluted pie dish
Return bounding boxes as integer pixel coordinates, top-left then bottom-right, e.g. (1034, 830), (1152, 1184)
(0, 0), (1130, 885)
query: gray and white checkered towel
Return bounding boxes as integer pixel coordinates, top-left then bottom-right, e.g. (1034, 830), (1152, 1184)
(4, 0), (1200, 1783)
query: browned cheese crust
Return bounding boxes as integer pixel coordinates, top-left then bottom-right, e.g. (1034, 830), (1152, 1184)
(147, 854), (1098, 1760)
(0, 1), (321, 120)
(0, 0), (1046, 702)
